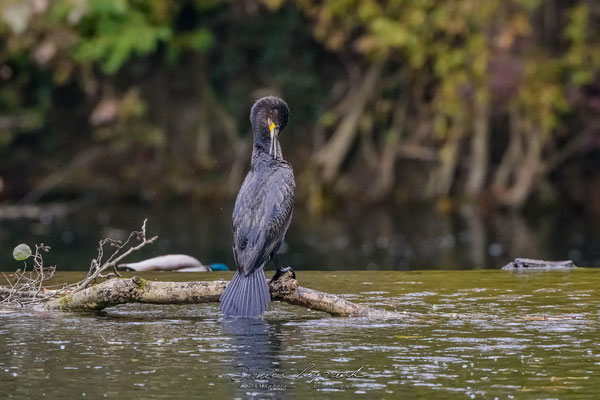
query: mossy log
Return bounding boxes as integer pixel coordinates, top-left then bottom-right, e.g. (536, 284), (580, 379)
(36, 271), (399, 318)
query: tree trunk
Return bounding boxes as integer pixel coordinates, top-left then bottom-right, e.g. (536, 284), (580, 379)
(493, 109), (523, 193)
(314, 64), (382, 183)
(373, 99), (407, 198)
(466, 98), (490, 196)
(427, 120), (465, 197)
(498, 123), (543, 208)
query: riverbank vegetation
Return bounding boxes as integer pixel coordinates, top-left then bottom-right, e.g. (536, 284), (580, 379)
(1, 0), (599, 214)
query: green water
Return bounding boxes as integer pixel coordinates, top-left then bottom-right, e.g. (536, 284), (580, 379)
(1, 270), (599, 399)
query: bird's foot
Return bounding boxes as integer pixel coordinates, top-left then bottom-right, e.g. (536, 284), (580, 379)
(268, 267), (298, 296)
(270, 266), (296, 283)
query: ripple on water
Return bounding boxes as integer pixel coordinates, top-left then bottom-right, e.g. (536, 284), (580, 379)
(1, 270), (600, 398)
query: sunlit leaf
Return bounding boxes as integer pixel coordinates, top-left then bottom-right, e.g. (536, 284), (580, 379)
(13, 244), (32, 261)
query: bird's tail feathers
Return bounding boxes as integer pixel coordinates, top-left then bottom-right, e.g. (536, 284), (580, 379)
(220, 268), (270, 317)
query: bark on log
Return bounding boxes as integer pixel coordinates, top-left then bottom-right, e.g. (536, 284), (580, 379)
(36, 271), (399, 318)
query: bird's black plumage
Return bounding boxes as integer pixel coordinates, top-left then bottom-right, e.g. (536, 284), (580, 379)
(220, 96), (295, 318)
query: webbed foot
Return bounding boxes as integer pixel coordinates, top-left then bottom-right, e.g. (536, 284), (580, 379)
(270, 266), (296, 283)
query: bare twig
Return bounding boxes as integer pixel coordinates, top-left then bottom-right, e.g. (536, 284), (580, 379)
(0, 220), (157, 304)
(70, 219), (157, 293)
(0, 244), (62, 305)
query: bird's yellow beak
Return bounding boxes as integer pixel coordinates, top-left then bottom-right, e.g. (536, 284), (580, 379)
(268, 118), (279, 157)
(268, 119), (278, 136)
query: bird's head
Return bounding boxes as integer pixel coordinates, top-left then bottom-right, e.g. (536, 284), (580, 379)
(250, 96), (290, 156)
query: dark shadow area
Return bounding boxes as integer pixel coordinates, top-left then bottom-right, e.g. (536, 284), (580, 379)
(1, 203), (599, 271)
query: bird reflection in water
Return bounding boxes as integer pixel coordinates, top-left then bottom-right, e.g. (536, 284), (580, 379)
(222, 318), (291, 398)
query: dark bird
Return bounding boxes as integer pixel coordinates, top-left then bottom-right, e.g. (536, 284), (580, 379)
(220, 96), (295, 318)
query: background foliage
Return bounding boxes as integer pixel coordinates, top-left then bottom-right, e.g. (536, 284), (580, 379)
(1, 0), (599, 215)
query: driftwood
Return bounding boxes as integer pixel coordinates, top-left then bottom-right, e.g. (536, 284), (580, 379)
(35, 271), (399, 318)
(502, 258), (576, 270)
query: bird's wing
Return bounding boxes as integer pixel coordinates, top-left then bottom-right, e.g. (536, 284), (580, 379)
(233, 165), (295, 276)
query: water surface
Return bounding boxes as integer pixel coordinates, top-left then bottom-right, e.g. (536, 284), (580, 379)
(1, 270), (599, 398)
(1, 204), (599, 271)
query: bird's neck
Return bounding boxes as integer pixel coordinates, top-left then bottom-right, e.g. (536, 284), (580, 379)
(252, 130), (283, 161)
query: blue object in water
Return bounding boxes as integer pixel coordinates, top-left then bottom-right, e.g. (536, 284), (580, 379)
(210, 263), (229, 271)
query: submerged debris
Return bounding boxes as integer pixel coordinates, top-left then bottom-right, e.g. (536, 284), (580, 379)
(502, 258), (577, 270)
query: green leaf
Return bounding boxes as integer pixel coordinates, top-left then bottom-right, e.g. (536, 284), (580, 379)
(13, 244), (32, 261)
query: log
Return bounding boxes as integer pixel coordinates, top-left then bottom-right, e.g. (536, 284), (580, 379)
(36, 271), (399, 318)
(502, 258), (576, 270)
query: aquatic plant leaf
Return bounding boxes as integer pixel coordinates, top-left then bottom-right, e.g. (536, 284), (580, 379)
(13, 244), (32, 261)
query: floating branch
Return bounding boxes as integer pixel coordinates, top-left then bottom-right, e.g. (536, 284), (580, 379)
(37, 271), (400, 318)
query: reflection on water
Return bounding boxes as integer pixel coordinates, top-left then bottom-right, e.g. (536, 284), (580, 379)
(0, 203), (599, 271)
(222, 318), (286, 398)
(1, 270), (599, 398)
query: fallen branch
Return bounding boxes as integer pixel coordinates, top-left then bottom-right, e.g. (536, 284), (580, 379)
(36, 271), (400, 318)
(2, 220), (397, 318)
(72, 219), (157, 293)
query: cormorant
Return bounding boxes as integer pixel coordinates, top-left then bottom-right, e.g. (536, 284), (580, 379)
(220, 96), (295, 318)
